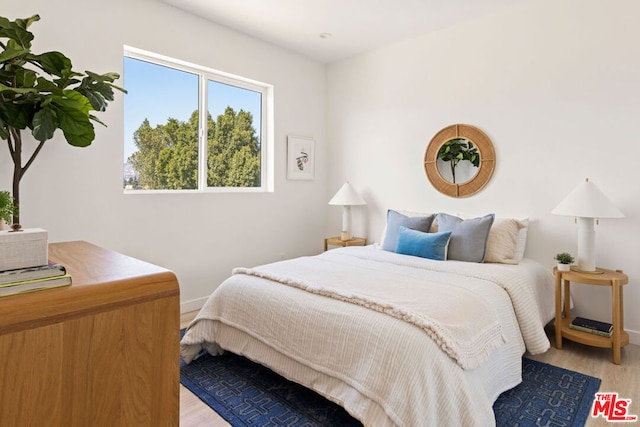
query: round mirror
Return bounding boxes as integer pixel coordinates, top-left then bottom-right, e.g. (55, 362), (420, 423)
(424, 124), (495, 197)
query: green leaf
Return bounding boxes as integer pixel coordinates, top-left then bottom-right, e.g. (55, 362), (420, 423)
(62, 129), (95, 147)
(0, 16), (36, 49)
(0, 46), (29, 63)
(35, 77), (64, 95)
(89, 114), (107, 127)
(46, 69), (82, 90)
(0, 82), (36, 94)
(15, 68), (37, 88)
(31, 51), (72, 77)
(77, 71), (125, 111)
(52, 90), (92, 114)
(32, 106), (57, 142)
(50, 94), (94, 147)
(77, 82), (113, 111)
(0, 101), (33, 129)
(54, 102), (95, 147)
(14, 15), (41, 31)
(95, 81), (116, 101)
(85, 70), (120, 83)
(60, 118), (95, 147)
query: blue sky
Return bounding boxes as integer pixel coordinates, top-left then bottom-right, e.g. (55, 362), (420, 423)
(123, 57), (262, 162)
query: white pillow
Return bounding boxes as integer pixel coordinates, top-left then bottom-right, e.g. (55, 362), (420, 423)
(484, 218), (527, 264)
(513, 218), (529, 262)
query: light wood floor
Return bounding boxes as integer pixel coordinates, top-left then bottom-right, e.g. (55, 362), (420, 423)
(179, 311), (639, 427)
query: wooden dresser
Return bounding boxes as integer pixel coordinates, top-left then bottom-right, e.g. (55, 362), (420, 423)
(0, 241), (180, 426)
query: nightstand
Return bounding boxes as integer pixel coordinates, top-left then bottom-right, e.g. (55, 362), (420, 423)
(324, 236), (367, 251)
(554, 266), (629, 364)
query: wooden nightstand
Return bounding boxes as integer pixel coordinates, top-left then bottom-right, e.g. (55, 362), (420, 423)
(554, 266), (629, 364)
(324, 236), (367, 251)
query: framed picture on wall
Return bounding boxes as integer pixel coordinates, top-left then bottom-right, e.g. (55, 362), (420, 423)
(287, 136), (315, 180)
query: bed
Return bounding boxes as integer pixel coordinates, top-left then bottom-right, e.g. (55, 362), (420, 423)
(181, 212), (556, 426)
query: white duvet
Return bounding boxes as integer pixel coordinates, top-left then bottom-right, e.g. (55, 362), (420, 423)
(181, 246), (555, 427)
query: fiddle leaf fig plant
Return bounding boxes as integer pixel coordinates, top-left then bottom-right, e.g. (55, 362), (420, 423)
(437, 138), (479, 184)
(0, 14), (125, 229)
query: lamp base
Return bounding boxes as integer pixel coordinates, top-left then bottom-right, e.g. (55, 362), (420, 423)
(570, 265), (604, 274)
(340, 231), (351, 241)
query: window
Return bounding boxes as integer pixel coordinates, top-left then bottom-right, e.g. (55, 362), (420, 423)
(123, 46), (272, 192)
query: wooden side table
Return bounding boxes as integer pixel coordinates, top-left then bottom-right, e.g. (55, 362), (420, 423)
(324, 236), (367, 251)
(554, 266), (629, 364)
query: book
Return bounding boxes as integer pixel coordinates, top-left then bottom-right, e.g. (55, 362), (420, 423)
(569, 323), (612, 338)
(571, 316), (613, 333)
(0, 274), (72, 298)
(0, 261), (66, 286)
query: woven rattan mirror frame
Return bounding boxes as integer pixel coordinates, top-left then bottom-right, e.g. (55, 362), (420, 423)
(424, 124), (495, 198)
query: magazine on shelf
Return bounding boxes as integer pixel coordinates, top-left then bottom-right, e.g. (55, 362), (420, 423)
(0, 261), (66, 286)
(0, 274), (72, 298)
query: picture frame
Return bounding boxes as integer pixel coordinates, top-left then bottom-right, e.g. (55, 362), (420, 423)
(287, 136), (315, 180)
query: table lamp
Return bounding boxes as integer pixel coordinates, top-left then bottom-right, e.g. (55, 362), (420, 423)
(551, 178), (623, 273)
(329, 182), (366, 241)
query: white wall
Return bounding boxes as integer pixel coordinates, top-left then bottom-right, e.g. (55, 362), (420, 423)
(1, 0), (328, 310)
(327, 0), (640, 344)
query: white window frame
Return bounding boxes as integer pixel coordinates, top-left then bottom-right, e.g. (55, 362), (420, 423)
(123, 45), (274, 193)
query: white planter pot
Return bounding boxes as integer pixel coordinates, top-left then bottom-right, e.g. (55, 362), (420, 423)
(557, 263), (571, 272)
(0, 228), (48, 271)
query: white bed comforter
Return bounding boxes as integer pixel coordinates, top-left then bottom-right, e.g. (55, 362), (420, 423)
(181, 246), (555, 427)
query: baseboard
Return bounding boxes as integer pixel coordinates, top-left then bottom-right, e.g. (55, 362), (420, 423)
(181, 296), (208, 314)
(628, 328), (640, 346)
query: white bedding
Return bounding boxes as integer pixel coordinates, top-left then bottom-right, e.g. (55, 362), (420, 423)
(181, 246), (555, 426)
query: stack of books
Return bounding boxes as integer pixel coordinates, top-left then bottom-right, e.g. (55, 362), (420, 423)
(569, 316), (613, 337)
(0, 262), (72, 298)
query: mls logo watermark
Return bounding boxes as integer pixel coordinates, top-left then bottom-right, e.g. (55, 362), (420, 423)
(592, 392), (638, 422)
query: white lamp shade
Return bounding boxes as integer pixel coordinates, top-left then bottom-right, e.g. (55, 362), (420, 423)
(552, 179), (623, 218)
(328, 182), (366, 206)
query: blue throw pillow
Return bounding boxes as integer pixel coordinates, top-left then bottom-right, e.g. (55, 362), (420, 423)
(395, 227), (451, 261)
(436, 213), (495, 262)
(382, 210), (436, 252)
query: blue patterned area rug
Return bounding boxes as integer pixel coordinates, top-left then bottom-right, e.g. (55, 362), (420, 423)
(180, 342), (600, 427)
(180, 350), (362, 426)
(493, 358), (601, 427)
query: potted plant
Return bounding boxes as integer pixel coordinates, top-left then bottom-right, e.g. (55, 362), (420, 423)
(0, 14), (125, 230)
(554, 252), (575, 271)
(0, 191), (17, 230)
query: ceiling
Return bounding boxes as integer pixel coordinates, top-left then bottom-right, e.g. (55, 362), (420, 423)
(158, 0), (528, 63)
